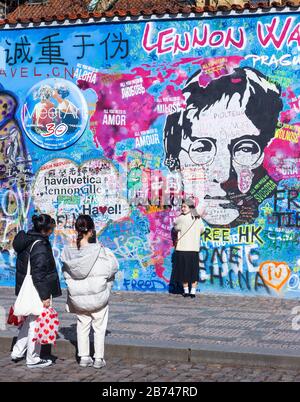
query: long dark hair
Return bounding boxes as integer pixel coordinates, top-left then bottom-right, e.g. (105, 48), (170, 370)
(32, 214), (56, 234)
(75, 215), (95, 250)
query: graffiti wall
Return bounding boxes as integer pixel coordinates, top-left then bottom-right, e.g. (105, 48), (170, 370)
(0, 12), (299, 297)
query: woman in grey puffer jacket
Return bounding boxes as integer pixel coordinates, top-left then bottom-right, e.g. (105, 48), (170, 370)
(61, 215), (118, 369)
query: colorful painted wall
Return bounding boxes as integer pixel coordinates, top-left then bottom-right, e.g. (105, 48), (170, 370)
(0, 12), (299, 297)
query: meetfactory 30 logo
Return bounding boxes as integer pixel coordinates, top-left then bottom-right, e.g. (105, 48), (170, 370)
(21, 78), (89, 150)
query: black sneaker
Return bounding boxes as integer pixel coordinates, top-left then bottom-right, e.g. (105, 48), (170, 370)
(190, 294), (196, 299)
(27, 359), (52, 369)
(182, 293), (190, 298)
(11, 355), (25, 363)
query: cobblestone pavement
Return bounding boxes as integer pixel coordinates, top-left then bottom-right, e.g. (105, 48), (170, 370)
(0, 352), (300, 382)
(1, 288), (300, 355)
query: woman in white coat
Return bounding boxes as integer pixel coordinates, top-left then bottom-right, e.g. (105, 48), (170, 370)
(61, 215), (118, 369)
(173, 199), (205, 298)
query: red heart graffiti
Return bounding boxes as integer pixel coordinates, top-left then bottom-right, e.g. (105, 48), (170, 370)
(40, 323), (45, 328)
(49, 336), (55, 341)
(45, 319), (50, 324)
(49, 325), (54, 330)
(35, 328), (39, 333)
(99, 206), (107, 215)
(38, 334), (43, 339)
(54, 320), (59, 326)
(42, 312), (46, 318)
(44, 329), (49, 335)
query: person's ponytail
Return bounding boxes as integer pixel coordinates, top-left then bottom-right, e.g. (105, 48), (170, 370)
(75, 215), (95, 250)
(76, 231), (84, 250)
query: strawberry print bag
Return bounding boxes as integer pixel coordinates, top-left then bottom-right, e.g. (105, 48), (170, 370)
(32, 307), (60, 345)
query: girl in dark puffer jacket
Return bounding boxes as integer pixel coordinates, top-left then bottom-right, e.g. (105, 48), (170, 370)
(11, 214), (62, 369)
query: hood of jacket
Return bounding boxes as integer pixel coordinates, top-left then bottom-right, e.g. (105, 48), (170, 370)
(13, 230), (49, 253)
(61, 243), (101, 280)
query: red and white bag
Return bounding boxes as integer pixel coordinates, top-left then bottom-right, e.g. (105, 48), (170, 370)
(32, 307), (60, 345)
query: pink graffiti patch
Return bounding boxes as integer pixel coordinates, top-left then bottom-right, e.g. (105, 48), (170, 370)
(77, 60), (193, 160)
(238, 169), (254, 194)
(147, 210), (178, 283)
(280, 87), (300, 124)
(264, 138), (300, 181)
(78, 71), (159, 159)
(77, 56), (243, 160)
(280, 109), (297, 124)
(197, 56), (244, 88)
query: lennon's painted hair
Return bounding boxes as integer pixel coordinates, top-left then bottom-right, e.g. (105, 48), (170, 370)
(164, 67), (283, 172)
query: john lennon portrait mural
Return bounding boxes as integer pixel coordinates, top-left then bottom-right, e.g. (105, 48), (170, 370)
(164, 67), (283, 227)
(0, 14), (299, 298)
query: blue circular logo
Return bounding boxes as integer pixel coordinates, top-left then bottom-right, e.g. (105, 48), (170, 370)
(21, 78), (89, 150)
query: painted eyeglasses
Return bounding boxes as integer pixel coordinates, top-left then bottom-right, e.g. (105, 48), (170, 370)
(188, 138), (262, 167)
